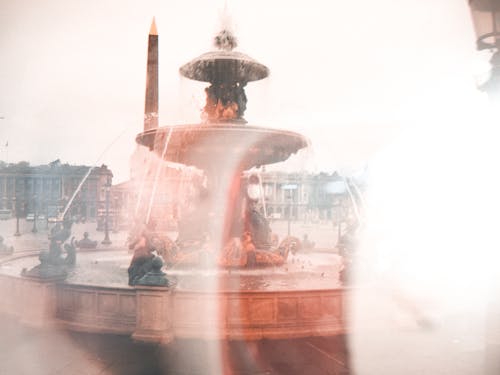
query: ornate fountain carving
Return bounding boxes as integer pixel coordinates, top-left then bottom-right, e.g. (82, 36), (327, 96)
(75, 232), (98, 249)
(135, 29), (308, 268)
(22, 218), (76, 280)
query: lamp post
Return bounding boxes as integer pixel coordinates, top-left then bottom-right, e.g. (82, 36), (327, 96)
(45, 203), (49, 229)
(282, 184), (297, 237)
(469, 0), (500, 96)
(102, 180), (112, 245)
(31, 195), (38, 233)
(13, 197), (20, 237)
(113, 196), (119, 233)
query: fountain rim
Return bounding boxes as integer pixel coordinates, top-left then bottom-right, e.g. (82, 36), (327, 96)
(0, 250), (345, 294)
(134, 123), (311, 171)
(179, 50), (270, 82)
(136, 123), (310, 143)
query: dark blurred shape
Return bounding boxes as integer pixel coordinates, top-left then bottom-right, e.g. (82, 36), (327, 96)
(469, 0), (500, 97)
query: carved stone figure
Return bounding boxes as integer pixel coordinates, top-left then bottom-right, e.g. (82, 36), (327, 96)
(47, 219), (75, 265)
(277, 236), (302, 257)
(136, 256), (171, 287)
(245, 205), (272, 249)
(22, 218), (75, 279)
(21, 251), (68, 280)
(128, 230), (155, 286)
(75, 232), (98, 249)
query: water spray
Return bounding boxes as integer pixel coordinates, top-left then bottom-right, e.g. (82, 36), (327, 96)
(342, 177), (362, 225)
(60, 128), (131, 221)
(146, 127), (173, 224)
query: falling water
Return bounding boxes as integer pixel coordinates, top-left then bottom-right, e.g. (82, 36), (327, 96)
(177, 167), (188, 219)
(343, 177), (362, 224)
(61, 166), (95, 219)
(134, 151), (153, 216)
(257, 169), (268, 218)
(146, 127), (173, 224)
(61, 129), (130, 220)
(349, 178), (366, 211)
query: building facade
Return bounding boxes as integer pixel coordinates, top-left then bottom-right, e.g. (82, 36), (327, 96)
(247, 170), (353, 223)
(0, 160), (113, 220)
(109, 166), (360, 232)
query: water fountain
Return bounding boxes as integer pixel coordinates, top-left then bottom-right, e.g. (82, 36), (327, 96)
(134, 29), (308, 269)
(0, 20), (346, 344)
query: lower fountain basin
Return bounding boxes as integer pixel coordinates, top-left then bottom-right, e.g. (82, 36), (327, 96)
(0, 249), (342, 291)
(0, 249), (347, 341)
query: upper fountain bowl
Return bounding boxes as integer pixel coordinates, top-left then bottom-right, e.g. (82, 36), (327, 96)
(179, 50), (270, 83)
(136, 123), (309, 171)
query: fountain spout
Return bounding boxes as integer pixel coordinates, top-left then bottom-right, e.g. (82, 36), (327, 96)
(179, 29), (269, 122)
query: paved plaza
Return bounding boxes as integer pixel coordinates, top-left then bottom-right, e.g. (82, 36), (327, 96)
(0, 217), (342, 255)
(0, 218), (494, 374)
(0, 315), (350, 374)
(0, 218), (350, 374)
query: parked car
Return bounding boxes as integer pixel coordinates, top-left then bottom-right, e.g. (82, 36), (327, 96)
(26, 213), (35, 221)
(37, 214), (46, 221)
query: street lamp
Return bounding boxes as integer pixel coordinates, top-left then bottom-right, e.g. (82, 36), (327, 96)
(113, 195), (119, 233)
(13, 196), (20, 237)
(31, 195), (38, 233)
(469, 0), (500, 95)
(282, 184), (297, 237)
(101, 180), (112, 245)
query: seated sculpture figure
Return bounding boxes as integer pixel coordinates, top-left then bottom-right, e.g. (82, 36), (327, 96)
(22, 251), (68, 279)
(47, 218), (76, 266)
(135, 256), (171, 287)
(75, 232), (98, 249)
(128, 228), (155, 285)
(22, 218), (75, 279)
(244, 197), (272, 250)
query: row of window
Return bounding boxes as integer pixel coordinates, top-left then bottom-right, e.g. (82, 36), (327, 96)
(0, 177), (99, 199)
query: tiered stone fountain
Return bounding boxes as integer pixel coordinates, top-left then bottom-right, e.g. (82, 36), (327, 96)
(136, 29), (308, 268)
(0, 25), (346, 344)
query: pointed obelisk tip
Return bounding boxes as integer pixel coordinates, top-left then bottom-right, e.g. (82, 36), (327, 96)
(149, 17), (158, 35)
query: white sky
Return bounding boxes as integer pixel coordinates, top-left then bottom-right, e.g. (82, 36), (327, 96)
(0, 0), (492, 182)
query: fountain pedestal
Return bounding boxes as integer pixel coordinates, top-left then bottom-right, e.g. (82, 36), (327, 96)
(132, 285), (174, 344)
(134, 29), (309, 267)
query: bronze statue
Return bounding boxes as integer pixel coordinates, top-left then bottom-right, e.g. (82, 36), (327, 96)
(22, 251), (68, 280)
(75, 232), (98, 249)
(47, 218), (75, 265)
(127, 227), (155, 285)
(135, 256), (171, 287)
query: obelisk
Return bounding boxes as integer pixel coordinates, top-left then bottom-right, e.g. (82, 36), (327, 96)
(144, 18), (158, 131)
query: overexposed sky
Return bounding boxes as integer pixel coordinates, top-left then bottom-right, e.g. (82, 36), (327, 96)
(0, 0), (490, 182)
